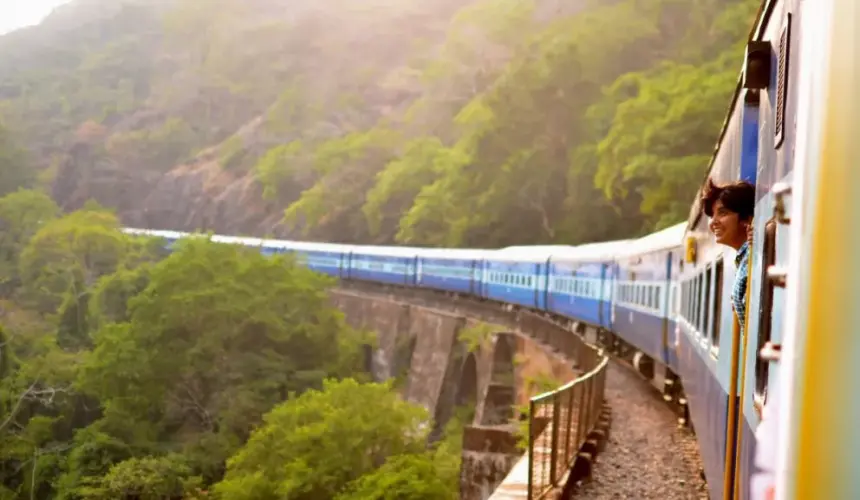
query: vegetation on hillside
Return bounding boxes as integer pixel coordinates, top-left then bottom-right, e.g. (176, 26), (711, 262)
(0, 0), (759, 246)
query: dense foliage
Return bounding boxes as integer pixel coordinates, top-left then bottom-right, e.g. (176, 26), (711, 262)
(0, 0), (759, 246)
(0, 188), (464, 498)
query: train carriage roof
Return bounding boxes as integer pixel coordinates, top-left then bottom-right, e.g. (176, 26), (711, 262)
(547, 239), (634, 263)
(619, 222), (686, 257)
(417, 247), (492, 260)
(349, 245), (424, 258)
(263, 239), (355, 253)
(488, 246), (560, 263)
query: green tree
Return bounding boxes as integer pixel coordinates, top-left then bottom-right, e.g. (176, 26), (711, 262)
(17, 207), (133, 348)
(335, 454), (457, 500)
(76, 455), (205, 500)
(0, 190), (59, 294)
(70, 237), (367, 490)
(214, 378), (429, 500)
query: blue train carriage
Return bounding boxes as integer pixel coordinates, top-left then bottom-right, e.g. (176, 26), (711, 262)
(731, 0), (802, 497)
(347, 245), (420, 286)
(675, 0), (799, 494)
(263, 239), (354, 279)
(415, 247), (490, 296)
(545, 241), (629, 335)
(612, 224), (686, 378)
(481, 247), (552, 310)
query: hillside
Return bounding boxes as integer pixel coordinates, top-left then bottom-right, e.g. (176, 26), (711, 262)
(0, 0), (759, 246)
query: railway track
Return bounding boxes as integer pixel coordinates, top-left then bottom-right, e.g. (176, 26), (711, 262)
(573, 358), (707, 499)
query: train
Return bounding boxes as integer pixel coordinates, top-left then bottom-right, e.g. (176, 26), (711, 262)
(122, 0), (860, 498)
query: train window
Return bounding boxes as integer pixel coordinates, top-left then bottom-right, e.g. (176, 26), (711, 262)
(673, 284), (680, 316)
(684, 282), (690, 323)
(712, 260), (724, 349)
(686, 280), (693, 327)
(693, 275), (702, 332)
(680, 282), (687, 321)
(702, 266), (712, 336)
(755, 219), (779, 401)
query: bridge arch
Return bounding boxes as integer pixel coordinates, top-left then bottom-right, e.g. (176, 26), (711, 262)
(455, 352), (479, 419)
(482, 333), (517, 425)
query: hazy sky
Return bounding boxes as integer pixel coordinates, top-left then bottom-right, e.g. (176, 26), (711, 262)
(0, 0), (71, 35)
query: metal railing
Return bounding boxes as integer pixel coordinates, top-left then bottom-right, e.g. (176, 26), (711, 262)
(527, 345), (609, 500)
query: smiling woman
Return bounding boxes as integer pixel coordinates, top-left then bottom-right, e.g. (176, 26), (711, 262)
(701, 179), (756, 333)
(0, 0), (71, 35)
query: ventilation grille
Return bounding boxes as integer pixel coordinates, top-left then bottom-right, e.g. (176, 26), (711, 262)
(774, 13), (792, 148)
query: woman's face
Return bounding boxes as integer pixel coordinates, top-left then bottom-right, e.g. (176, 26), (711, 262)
(709, 199), (746, 248)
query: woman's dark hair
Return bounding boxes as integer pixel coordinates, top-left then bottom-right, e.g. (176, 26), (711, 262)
(701, 178), (756, 220)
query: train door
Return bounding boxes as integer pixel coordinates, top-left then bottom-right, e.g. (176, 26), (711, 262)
(602, 262), (616, 330)
(662, 251), (674, 366)
(729, 8), (797, 499)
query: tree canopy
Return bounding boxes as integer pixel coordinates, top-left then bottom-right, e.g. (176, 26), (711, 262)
(1, 191), (448, 499)
(0, 0), (759, 245)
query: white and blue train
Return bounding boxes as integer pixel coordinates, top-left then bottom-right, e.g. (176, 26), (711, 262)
(123, 0), (860, 497)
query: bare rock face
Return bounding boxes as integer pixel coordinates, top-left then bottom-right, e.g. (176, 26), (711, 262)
(52, 141), (160, 217)
(51, 113), (291, 237)
(123, 159), (288, 236)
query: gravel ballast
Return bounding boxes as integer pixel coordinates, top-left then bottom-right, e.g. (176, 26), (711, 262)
(575, 359), (708, 499)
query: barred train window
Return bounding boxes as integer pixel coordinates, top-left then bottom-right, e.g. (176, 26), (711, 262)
(703, 265), (712, 335)
(756, 220), (779, 399)
(712, 260), (724, 348)
(694, 275), (702, 332)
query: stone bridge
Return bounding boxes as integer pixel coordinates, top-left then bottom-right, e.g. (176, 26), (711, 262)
(330, 283), (587, 499)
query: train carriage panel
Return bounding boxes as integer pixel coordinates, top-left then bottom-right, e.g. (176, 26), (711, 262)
(547, 241), (630, 330)
(612, 225), (686, 365)
(546, 260), (606, 328)
(482, 249), (550, 310)
(348, 247), (419, 286)
(416, 249), (490, 295)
